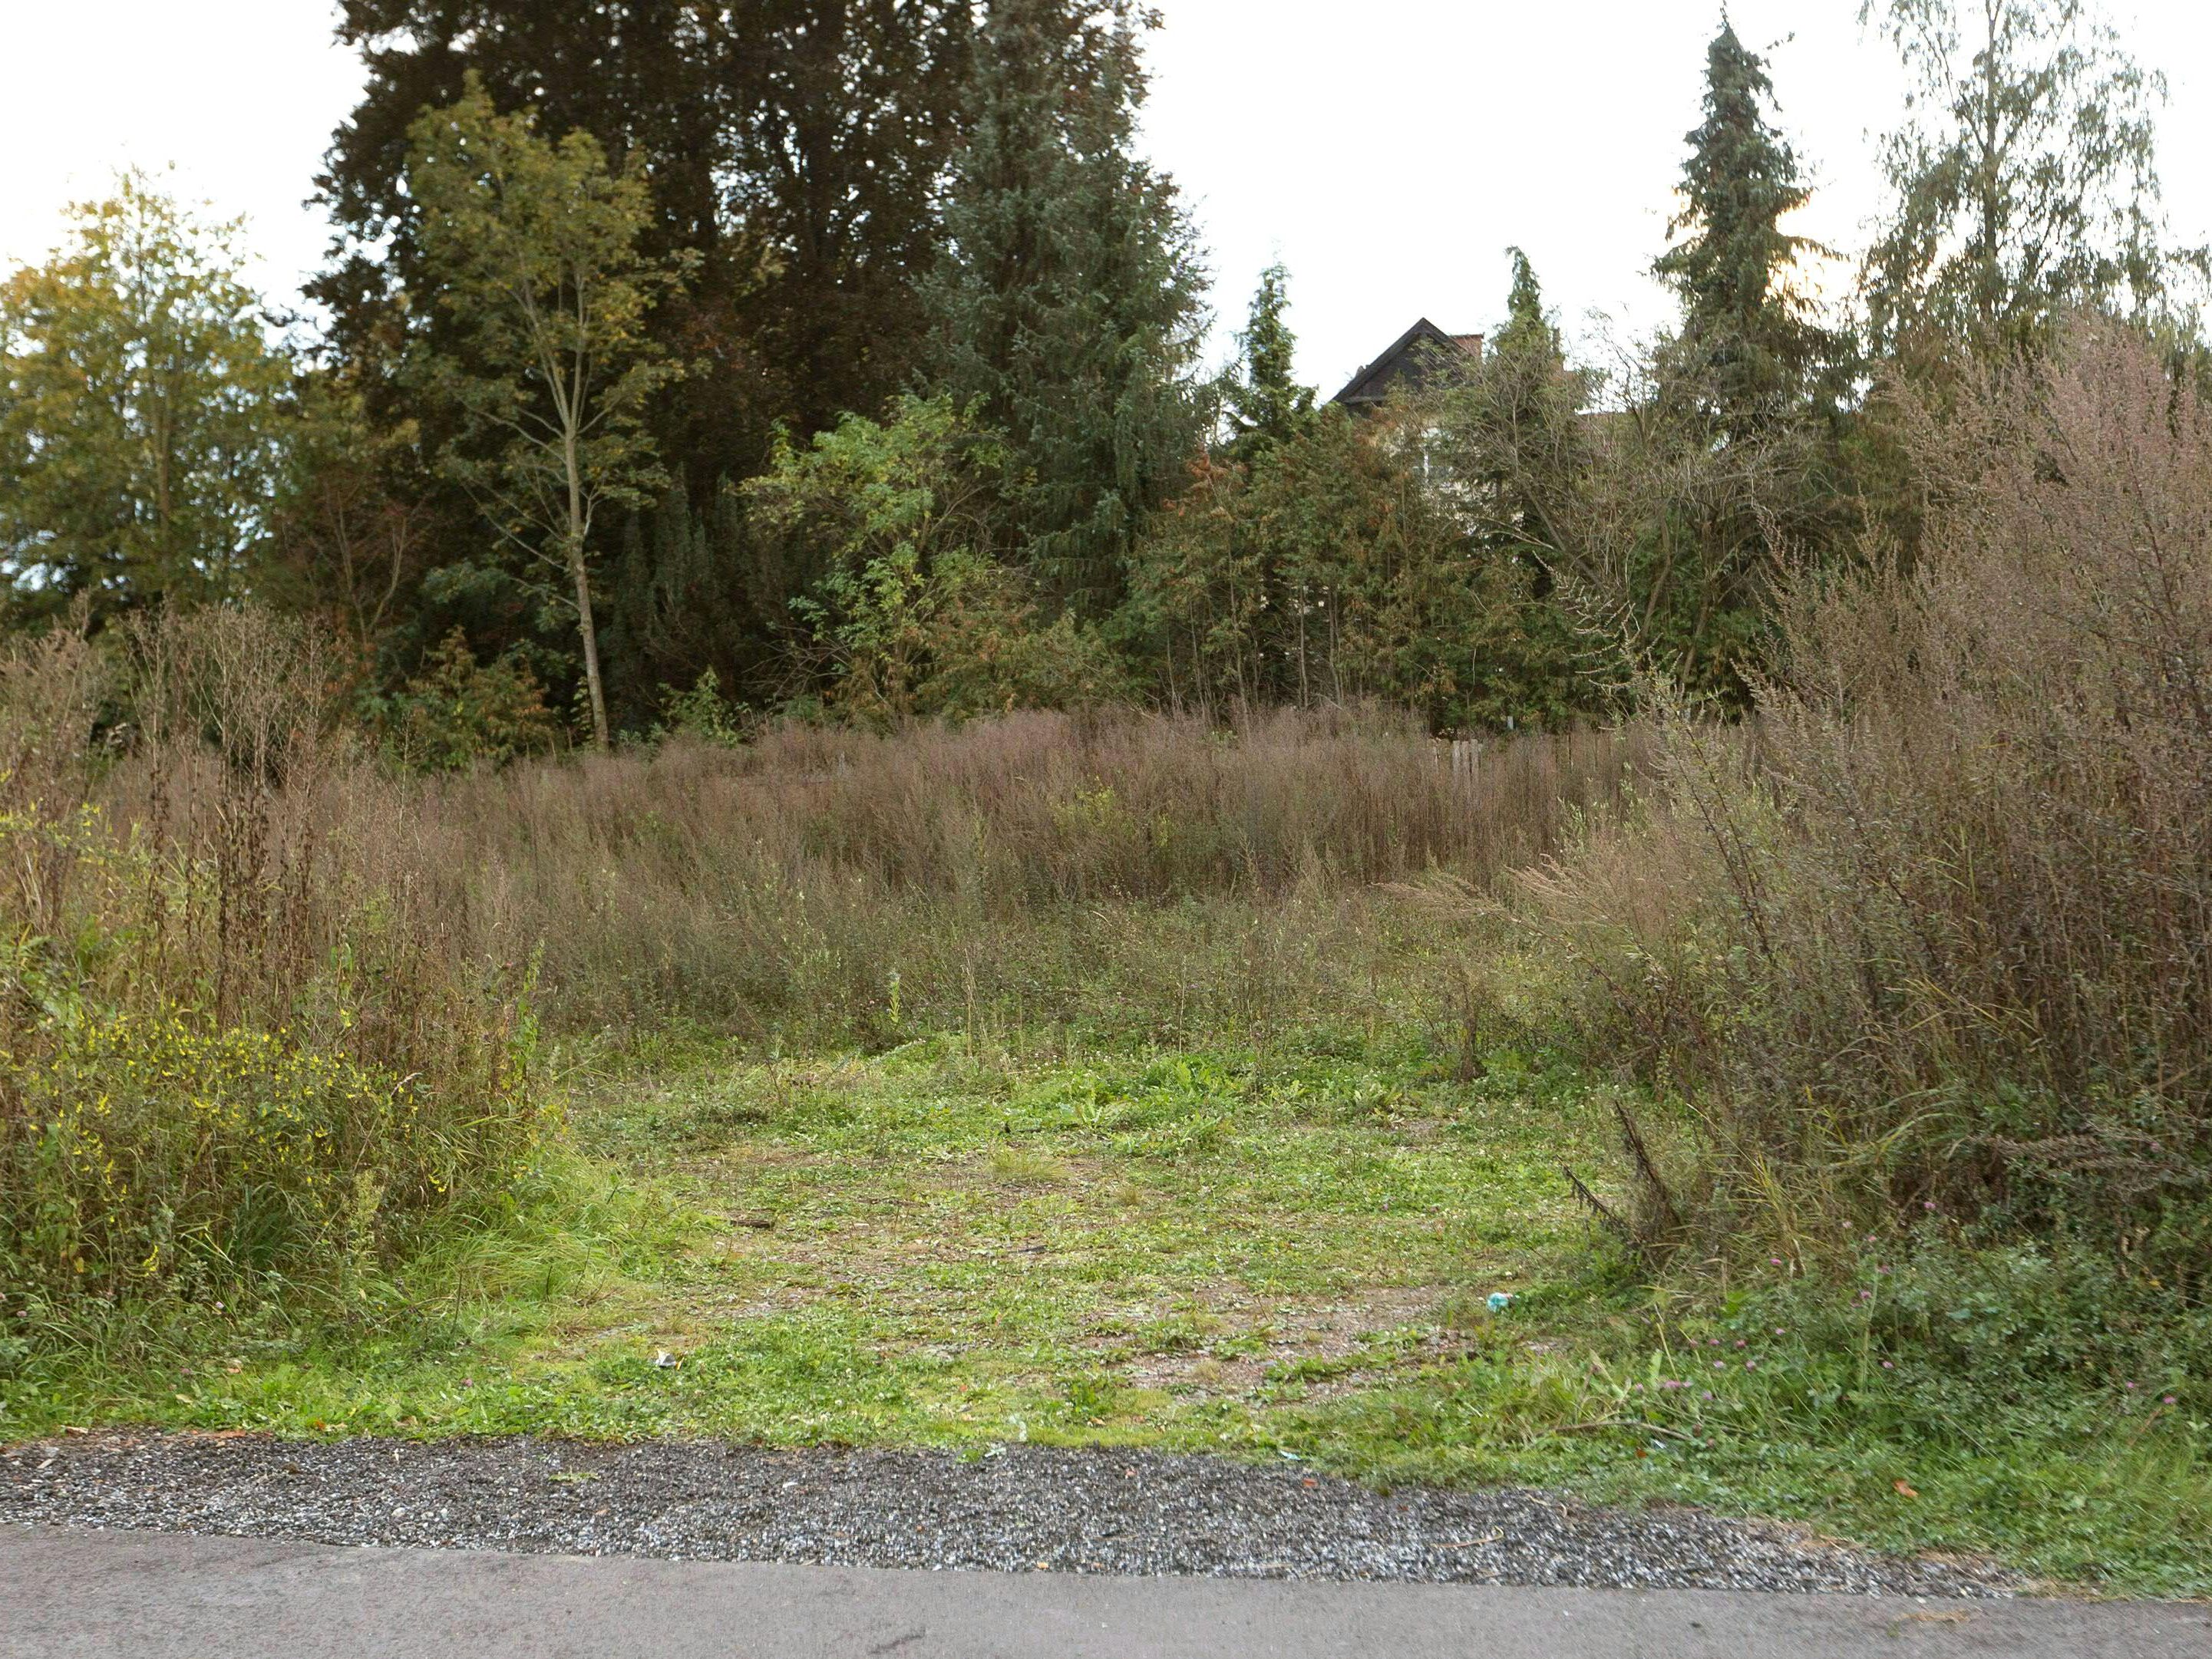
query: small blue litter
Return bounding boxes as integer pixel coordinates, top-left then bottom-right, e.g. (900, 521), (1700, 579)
(1487, 1291), (1514, 1313)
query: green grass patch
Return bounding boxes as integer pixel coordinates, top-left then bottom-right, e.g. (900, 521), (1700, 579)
(5, 1020), (2207, 1595)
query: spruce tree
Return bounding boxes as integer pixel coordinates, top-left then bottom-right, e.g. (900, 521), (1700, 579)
(1652, 21), (1844, 429)
(1494, 247), (1561, 362)
(1223, 263), (1316, 463)
(923, 0), (1209, 615)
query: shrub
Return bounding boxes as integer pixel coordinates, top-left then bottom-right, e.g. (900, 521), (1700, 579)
(383, 626), (560, 772)
(0, 611), (549, 1318)
(745, 397), (1129, 721)
(2, 1006), (534, 1301)
(1523, 326), (2212, 1282)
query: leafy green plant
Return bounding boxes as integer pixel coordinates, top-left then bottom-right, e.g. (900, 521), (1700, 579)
(384, 628), (559, 772)
(746, 397), (1128, 722)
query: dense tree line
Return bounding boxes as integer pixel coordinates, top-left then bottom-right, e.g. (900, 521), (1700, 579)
(2, 0), (2204, 752)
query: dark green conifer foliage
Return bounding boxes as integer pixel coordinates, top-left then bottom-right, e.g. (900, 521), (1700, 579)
(923, 0), (1209, 616)
(1223, 263), (1316, 463)
(1494, 247), (1561, 361)
(1652, 21), (1845, 429)
(1464, 249), (1584, 569)
(601, 473), (762, 731)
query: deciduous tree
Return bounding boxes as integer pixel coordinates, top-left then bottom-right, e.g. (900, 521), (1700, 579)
(404, 78), (692, 747)
(0, 173), (295, 622)
(1862, 0), (2182, 360)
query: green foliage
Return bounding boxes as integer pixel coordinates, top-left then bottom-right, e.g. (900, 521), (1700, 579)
(600, 480), (761, 735)
(652, 668), (750, 747)
(316, 0), (973, 469)
(1494, 248), (1557, 361)
(404, 74), (696, 748)
(923, 0), (1209, 613)
(1134, 259), (1596, 730)
(746, 397), (1129, 722)
(1863, 0), (2183, 361)
(1426, 235), (1834, 717)
(1652, 23), (1851, 427)
(260, 374), (435, 660)
(382, 627), (559, 773)
(1223, 263), (1317, 463)
(1422, 251), (1607, 715)
(1, 1008), (535, 1303)
(0, 172), (297, 622)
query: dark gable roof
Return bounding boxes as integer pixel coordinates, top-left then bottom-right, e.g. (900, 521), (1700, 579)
(1330, 318), (1482, 409)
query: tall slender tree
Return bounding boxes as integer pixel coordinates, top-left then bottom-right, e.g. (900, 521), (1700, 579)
(1494, 246), (1560, 361)
(404, 79), (692, 748)
(1223, 262), (1316, 463)
(923, 0), (1209, 615)
(1653, 21), (1845, 430)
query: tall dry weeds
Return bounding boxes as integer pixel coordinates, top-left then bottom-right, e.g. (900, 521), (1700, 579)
(398, 706), (1653, 1037)
(1524, 327), (2212, 1284)
(0, 611), (543, 1311)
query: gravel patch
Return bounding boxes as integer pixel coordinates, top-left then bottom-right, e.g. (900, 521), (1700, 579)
(0, 1433), (2013, 1596)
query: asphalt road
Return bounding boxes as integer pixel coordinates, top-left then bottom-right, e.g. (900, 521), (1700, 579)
(7, 1524), (2210, 1658)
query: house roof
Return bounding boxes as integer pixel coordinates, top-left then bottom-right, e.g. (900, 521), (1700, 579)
(1330, 318), (1482, 409)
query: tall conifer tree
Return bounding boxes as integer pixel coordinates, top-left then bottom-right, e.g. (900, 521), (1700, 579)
(1494, 247), (1561, 362)
(1223, 263), (1316, 463)
(923, 0), (1208, 615)
(1653, 21), (1844, 429)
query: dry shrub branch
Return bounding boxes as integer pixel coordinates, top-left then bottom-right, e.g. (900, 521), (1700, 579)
(1525, 327), (2212, 1284)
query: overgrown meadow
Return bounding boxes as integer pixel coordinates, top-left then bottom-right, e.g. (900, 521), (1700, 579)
(5, 335), (2211, 1595)
(5, 0), (2212, 1603)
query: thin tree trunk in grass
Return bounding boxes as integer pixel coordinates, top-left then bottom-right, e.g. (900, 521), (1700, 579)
(570, 535), (609, 749)
(566, 427), (610, 750)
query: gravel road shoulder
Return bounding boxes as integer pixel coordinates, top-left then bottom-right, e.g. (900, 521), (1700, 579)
(0, 1431), (2016, 1597)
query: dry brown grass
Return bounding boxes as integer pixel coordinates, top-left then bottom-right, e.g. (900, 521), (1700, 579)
(0, 602), (1653, 1305)
(1522, 327), (2212, 1279)
(398, 706), (1655, 1037)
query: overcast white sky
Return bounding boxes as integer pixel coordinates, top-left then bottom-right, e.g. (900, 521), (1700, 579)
(4, 1), (2209, 394)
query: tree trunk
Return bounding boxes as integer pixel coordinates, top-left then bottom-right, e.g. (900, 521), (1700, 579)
(570, 534), (610, 750)
(564, 424), (611, 750)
